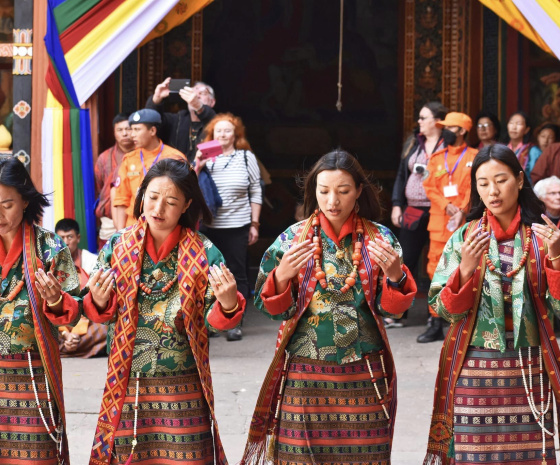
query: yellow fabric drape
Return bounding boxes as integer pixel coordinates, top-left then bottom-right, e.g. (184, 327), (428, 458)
(479, 0), (552, 55)
(140, 0), (214, 46)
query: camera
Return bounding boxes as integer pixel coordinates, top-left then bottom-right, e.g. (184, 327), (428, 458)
(413, 163), (426, 175)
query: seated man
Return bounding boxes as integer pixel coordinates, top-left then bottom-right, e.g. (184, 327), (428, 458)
(55, 218), (107, 358)
(113, 109), (186, 229)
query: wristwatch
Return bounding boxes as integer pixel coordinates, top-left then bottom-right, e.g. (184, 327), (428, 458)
(386, 271), (407, 288)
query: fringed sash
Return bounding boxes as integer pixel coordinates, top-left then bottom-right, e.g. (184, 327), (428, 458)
(241, 216), (398, 464)
(424, 221), (560, 465)
(22, 222), (70, 464)
(89, 216), (222, 464)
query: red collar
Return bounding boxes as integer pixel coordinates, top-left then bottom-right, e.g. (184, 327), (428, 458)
(0, 224), (23, 280)
(145, 224), (183, 263)
(487, 206), (521, 241)
(319, 211), (355, 243)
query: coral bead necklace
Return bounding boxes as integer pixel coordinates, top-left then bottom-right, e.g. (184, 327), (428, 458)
(138, 266), (178, 299)
(481, 210), (531, 278)
(312, 209), (363, 293)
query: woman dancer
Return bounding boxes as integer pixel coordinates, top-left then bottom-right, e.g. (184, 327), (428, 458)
(242, 150), (417, 465)
(87, 159), (245, 465)
(424, 144), (560, 464)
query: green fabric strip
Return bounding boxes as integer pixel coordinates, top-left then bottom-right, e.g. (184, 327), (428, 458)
(52, 63), (77, 109)
(69, 109), (88, 249)
(54, 0), (103, 33)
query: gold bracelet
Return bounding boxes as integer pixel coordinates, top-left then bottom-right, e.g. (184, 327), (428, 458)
(222, 302), (239, 314)
(46, 294), (63, 307)
(549, 253), (560, 261)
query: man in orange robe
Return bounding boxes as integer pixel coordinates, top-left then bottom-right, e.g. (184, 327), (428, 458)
(417, 112), (478, 343)
(113, 109), (186, 229)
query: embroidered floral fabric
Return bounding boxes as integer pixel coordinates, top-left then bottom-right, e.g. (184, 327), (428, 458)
(429, 222), (560, 352)
(255, 221), (402, 364)
(94, 232), (225, 375)
(0, 226), (81, 354)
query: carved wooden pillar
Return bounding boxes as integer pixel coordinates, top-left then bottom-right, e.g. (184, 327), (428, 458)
(191, 11), (203, 82)
(13, 0), (33, 167)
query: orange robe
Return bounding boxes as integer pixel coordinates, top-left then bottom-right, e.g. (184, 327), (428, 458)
(423, 143), (478, 280)
(113, 141), (186, 227)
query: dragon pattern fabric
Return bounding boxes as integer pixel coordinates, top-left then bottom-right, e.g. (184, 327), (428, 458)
(254, 220), (403, 365)
(94, 231), (223, 375)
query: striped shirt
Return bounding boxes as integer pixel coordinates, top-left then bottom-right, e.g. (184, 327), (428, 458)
(206, 149), (262, 228)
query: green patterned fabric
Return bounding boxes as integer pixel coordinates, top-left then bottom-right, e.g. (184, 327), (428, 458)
(255, 221), (403, 364)
(0, 226), (81, 354)
(92, 231), (225, 375)
(429, 222), (560, 352)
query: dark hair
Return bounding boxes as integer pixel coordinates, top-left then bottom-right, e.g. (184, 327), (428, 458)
(506, 111), (532, 144)
(55, 218), (80, 234)
(301, 150), (383, 221)
(422, 101), (448, 121)
(133, 158), (212, 229)
(475, 110), (501, 140)
(0, 157), (49, 224)
(467, 145), (544, 225)
(136, 122), (161, 137)
(112, 113), (129, 126)
(535, 123), (560, 141)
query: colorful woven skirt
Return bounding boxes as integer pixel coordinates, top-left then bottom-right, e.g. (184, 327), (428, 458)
(274, 354), (391, 465)
(453, 343), (555, 464)
(0, 353), (61, 464)
(110, 366), (214, 465)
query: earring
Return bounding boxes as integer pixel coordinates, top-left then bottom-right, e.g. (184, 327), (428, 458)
(140, 194), (145, 212)
(354, 202), (360, 214)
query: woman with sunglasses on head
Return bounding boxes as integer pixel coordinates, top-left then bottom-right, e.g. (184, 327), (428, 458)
(390, 102), (447, 327)
(424, 144), (560, 464)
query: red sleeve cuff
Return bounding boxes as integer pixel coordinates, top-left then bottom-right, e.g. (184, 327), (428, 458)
(545, 257), (560, 299)
(439, 267), (476, 313)
(83, 291), (118, 323)
(43, 292), (80, 325)
(260, 268), (295, 316)
(207, 292), (245, 330)
(380, 265), (417, 314)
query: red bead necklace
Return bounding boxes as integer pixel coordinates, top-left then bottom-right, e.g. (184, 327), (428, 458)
(0, 264), (25, 302)
(481, 210), (531, 278)
(138, 267), (178, 298)
(312, 210), (364, 293)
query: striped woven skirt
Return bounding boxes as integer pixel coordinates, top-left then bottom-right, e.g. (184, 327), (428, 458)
(274, 354), (391, 465)
(453, 342), (555, 464)
(0, 353), (61, 464)
(109, 366), (214, 465)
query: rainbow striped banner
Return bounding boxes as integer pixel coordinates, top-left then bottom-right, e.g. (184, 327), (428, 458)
(42, 0), (211, 250)
(479, 0), (560, 58)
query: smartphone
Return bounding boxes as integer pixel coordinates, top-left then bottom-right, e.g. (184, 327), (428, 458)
(169, 79), (191, 93)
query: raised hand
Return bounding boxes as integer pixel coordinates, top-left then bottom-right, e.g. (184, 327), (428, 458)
(88, 268), (115, 311)
(458, 227), (490, 285)
(208, 263), (238, 311)
(367, 238), (403, 282)
(153, 77), (171, 104)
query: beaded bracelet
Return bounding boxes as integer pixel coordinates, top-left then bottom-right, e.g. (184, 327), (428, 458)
(222, 302), (239, 314)
(549, 253), (560, 262)
(46, 294), (63, 307)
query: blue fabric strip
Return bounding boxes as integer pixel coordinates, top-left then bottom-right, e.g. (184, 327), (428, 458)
(44, 0), (79, 107)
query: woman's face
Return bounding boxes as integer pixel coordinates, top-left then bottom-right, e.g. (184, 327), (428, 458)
(507, 114), (529, 142)
(143, 176), (191, 236)
(417, 107), (439, 136)
(538, 128), (556, 151)
(316, 169), (362, 226)
(476, 117), (497, 143)
(0, 184), (28, 238)
(542, 183), (560, 214)
(476, 159), (523, 222)
(214, 120), (236, 151)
